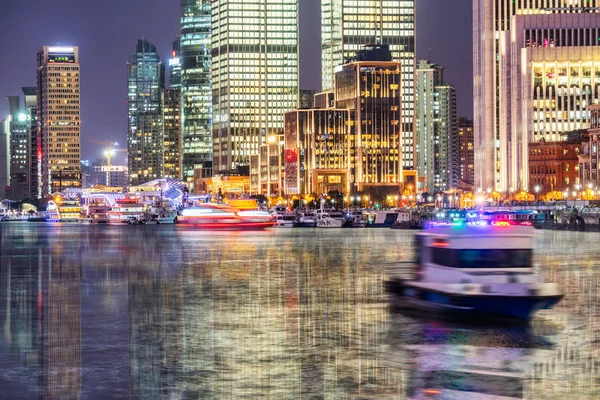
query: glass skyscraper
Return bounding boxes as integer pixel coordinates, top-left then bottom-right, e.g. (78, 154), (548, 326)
(127, 38), (165, 186)
(180, 0), (212, 181)
(321, 0), (415, 170)
(211, 0), (299, 173)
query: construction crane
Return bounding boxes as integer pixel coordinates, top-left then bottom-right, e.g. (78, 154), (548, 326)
(89, 140), (127, 166)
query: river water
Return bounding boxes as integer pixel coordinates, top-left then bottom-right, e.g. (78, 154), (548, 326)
(0, 223), (598, 399)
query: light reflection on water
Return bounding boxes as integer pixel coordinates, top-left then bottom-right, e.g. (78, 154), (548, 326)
(0, 224), (599, 399)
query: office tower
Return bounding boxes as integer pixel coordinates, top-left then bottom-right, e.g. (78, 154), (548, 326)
(0, 118), (8, 199)
(321, 0), (415, 170)
(284, 54), (403, 195)
(180, 0), (212, 182)
(37, 46), (81, 196)
(473, 0), (600, 191)
(169, 36), (182, 89)
(415, 60), (457, 192)
(7, 95), (31, 200)
(127, 38), (165, 186)
(163, 88), (182, 179)
(456, 117), (474, 188)
(211, 0), (299, 173)
(22, 87), (39, 198)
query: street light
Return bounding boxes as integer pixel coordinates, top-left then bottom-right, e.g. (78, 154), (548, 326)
(534, 185), (540, 201)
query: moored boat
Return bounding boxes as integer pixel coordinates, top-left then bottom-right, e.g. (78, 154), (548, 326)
(46, 200), (82, 223)
(176, 203), (275, 229)
(106, 198), (145, 225)
(387, 223), (563, 321)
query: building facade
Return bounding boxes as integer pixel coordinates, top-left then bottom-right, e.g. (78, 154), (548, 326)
(579, 104), (600, 188)
(473, 0), (600, 191)
(321, 1), (415, 170)
(22, 87), (39, 199)
(6, 96), (31, 200)
(180, 0), (213, 182)
(415, 60), (456, 192)
(456, 117), (474, 188)
(529, 132), (584, 193)
(37, 46), (81, 196)
(163, 88), (182, 179)
(284, 59), (404, 196)
(127, 38), (165, 186)
(169, 36), (181, 89)
(211, 0), (299, 174)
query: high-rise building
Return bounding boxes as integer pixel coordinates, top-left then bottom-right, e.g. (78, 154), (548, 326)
(169, 36), (182, 89)
(163, 88), (182, 179)
(211, 0), (299, 173)
(22, 87), (39, 199)
(7, 95), (31, 200)
(284, 57), (404, 196)
(180, 0), (212, 182)
(0, 118), (9, 199)
(321, 1), (415, 170)
(127, 38), (165, 186)
(456, 117), (474, 188)
(415, 60), (457, 192)
(473, 0), (600, 191)
(37, 46), (81, 196)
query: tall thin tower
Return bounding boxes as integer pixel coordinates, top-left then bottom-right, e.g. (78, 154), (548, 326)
(180, 0), (212, 182)
(211, 0), (299, 173)
(322, 0), (416, 170)
(127, 38), (165, 186)
(37, 46), (81, 196)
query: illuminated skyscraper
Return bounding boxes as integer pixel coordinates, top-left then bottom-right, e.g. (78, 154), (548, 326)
(37, 46), (81, 195)
(416, 60), (457, 192)
(473, 0), (600, 191)
(180, 0), (212, 182)
(211, 0), (299, 173)
(127, 38), (165, 185)
(321, 0), (415, 169)
(169, 36), (182, 89)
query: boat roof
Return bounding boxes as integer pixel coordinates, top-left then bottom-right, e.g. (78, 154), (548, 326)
(420, 224), (536, 239)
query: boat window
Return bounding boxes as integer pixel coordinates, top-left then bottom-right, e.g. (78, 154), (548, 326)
(432, 248), (532, 268)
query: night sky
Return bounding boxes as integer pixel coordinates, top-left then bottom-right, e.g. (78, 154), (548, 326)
(0, 0), (472, 162)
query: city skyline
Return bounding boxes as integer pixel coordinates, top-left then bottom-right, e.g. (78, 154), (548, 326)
(0, 0), (472, 162)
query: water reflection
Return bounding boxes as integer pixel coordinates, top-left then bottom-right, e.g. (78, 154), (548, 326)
(1, 225), (600, 398)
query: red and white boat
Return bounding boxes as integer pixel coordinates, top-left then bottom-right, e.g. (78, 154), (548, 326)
(176, 203), (275, 229)
(106, 198), (145, 225)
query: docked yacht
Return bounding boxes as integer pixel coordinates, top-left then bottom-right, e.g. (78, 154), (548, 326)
(106, 198), (145, 225)
(387, 223), (563, 321)
(143, 199), (177, 224)
(294, 210), (317, 227)
(270, 205), (295, 227)
(46, 200), (82, 222)
(316, 209), (345, 228)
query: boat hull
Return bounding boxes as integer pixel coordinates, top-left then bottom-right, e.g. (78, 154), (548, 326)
(176, 220), (275, 230)
(388, 280), (563, 321)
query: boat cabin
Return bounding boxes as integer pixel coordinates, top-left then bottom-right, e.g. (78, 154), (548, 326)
(415, 225), (537, 285)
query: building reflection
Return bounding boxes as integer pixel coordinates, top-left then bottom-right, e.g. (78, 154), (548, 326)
(0, 228), (82, 399)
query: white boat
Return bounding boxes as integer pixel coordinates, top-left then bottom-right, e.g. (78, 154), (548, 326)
(294, 210), (317, 227)
(387, 223), (563, 321)
(316, 210), (344, 228)
(270, 205), (295, 227)
(143, 199), (177, 224)
(274, 214), (295, 228)
(106, 198), (145, 225)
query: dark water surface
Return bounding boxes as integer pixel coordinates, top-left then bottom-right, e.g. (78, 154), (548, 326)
(0, 223), (599, 399)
